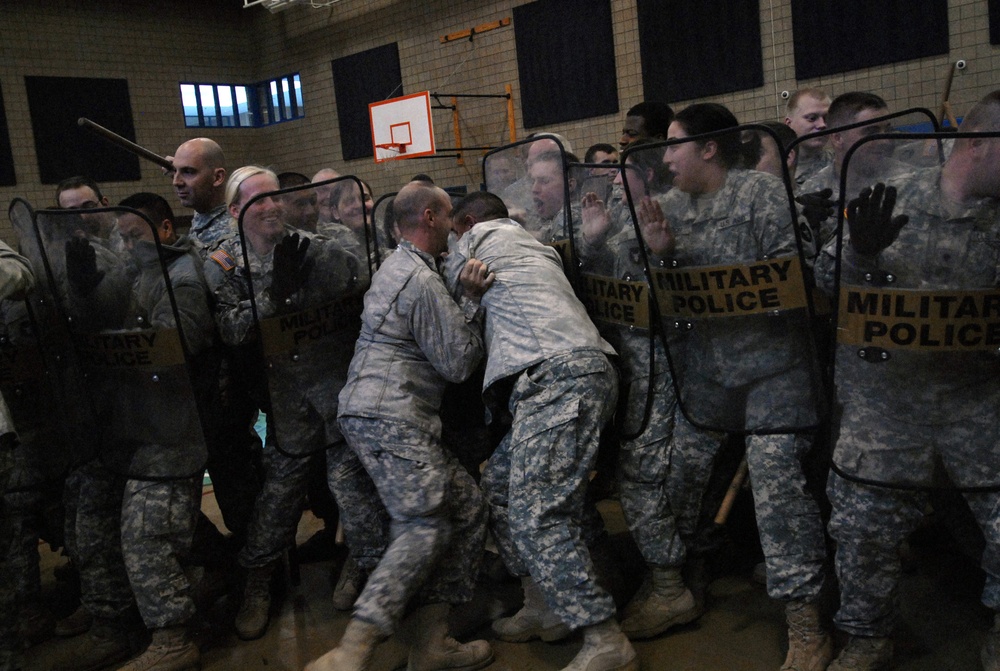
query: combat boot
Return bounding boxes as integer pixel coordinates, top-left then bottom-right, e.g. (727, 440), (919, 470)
(985, 613), (1000, 671)
(234, 564), (273, 640)
(304, 619), (383, 671)
(620, 567), (702, 640)
(492, 576), (571, 642)
(51, 619), (132, 671)
(406, 603), (493, 671)
(115, 627), (199, 671)
(781, 600), (833, 671)
(55, 604), (94, 638)
(332, 556), (367, 611)
(827, 635), (892, 671)
(560, 618), (638, 671)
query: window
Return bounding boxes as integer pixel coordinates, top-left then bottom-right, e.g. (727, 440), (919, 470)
(179, 74), (302, 128)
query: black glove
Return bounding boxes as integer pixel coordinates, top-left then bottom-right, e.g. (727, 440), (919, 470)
(65, 238), (105, 294)
(270, 233), (314, 302)
(795, 188), (834, 239)
(846, 183), (909, 256)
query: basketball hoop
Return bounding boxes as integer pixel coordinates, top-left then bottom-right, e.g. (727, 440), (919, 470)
(370, 92), (435, 164)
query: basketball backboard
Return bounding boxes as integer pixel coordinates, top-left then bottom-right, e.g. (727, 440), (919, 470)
(369, 91), (435, 163)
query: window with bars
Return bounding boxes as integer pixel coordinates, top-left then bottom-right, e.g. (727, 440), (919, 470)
(179, 73), (303, 128)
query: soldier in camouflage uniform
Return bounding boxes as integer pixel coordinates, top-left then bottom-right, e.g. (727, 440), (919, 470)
(49, 193), (216, 671)
(815, 92), (1000, 671)
(577, 146), (724, 641)
(207, 166), (387, 642)
(0, 240), (34, 671)
(644, 103), (830, 671)
(784, 89), (833, 189)
(445, 193), (635, 671)
(306, 182), (493, 671)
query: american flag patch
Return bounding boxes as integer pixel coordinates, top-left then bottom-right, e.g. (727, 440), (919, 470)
(210, 249), (235, 272)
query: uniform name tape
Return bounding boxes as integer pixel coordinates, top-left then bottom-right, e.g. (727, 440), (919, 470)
(652, 256), (808, 318)
(838, 286), (1000, 350)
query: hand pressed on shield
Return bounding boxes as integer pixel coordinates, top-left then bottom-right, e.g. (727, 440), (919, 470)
(65, 238), (105, 294)
(846, 183), (908, 256)
(459, 258), (495, 300)
(795, 188), (834, 237)
(638, 196), (675, 257)
(580, 191), (611, 245)
(270, 232), (315, 302)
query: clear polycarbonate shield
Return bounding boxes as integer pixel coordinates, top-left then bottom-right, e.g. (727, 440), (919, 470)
(314, 176), (380, 276)
(483, 137), (575, 265)
(371, 191), (399, 265)
(31, 206), (209, 480)
(829, 130), (1000, 491)
(789, 108), (940, 249)
(623, 126), (825, 434)
(2, 200), (81, 488)
(237, 181), (370, 458)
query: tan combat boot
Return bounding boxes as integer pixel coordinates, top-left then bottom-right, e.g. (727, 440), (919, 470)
(560, 618), (638, 671)
(620, 567), (702, 640)
(234, 564), (274, 640)
(492, 576), (571, 642)
(827, 635), (892, 671)
(781, 600), (833, 671)
(115, 627), (199, 671)
(406, 603), (493, 671)
(332, 556), (367, 611)
(305, 619), (383, 671)
(984, 613), (1000, 671)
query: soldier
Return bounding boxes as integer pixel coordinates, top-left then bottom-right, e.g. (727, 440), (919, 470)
(52, 192), (215, 671)
(641, 103), (830, 671)
(815, 92), (1000, 671)
(577, 146), (723, 640)
(306, 182), (493, 671)
(447, 193), (635, 671)
(620, 101), (674, 150)
(170, 138), (232, 245)
(784, 88), (833, 187)
(311, 167), (341, 228)
(207, 166), (385, 641)
(0, 240), (34, 671)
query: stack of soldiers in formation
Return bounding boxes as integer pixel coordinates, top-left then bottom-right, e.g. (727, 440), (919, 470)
(0, 85), (999, 671)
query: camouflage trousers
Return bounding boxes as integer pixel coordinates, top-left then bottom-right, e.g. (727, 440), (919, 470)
(3, 487), (42, 600)
(326, 442), (390, 573)
(0, 449), (22, 671)
(341, 417), (487, 636)
(70, 461), (201, 628)
(482, 350), (619, 630)
(239, 427), (312, 569)
(618, 371), (721, 568)
(746, 431), (827, 602)
(829, 454), (1000, 636)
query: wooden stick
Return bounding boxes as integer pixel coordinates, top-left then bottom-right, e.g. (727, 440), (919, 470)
(714, 457), (749, 525)
(77, 118), (174, 171)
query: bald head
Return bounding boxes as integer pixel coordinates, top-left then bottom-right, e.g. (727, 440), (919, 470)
(312, 168), (341, 222)
(172, 138), (226, 213)
(312, 168), (340, 183)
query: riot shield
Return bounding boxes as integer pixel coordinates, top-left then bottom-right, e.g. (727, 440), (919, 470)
(623, 126), (825, 434)
(314, 176), (380, 274)
(6, 199), (96, 481)
(31, 206), (209, 480)
(371, 191), (399, 265)
(483, 137), (576, 267)
(828, 130), (1000, 491)
(237, 181), (371, 458)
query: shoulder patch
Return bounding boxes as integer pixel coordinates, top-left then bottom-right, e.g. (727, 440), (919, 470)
(209, 248), (236, 272)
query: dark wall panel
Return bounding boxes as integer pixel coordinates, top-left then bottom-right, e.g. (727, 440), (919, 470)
(513, 0), (619, 129)
(0, 85), (14, 186)
(331, 43), (403, 161)
(637, 0), (763, 104)
(791, 0), (949, 80)
(991, 0), (1000, 44)
(25, 76), (141, 185)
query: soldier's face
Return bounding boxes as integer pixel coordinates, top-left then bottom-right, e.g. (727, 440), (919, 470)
(786, 95), (830, 150)
(236, 174), (283, 243)
(172, 144), (223, 212)
(281, 190), (319, 233)
(589, 150), (619, 177)
(664, 122), (710, 194)
(57, 186), (108, 238)
(529, 159), (564, 220)
(620, 115), (647, 149)
(335, 186), (373, 233)
(117, 212), (156, 251)
(833, 108), (893, 176)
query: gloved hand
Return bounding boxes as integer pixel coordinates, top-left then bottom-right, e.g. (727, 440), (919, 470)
(846, 183), (908, 256)
(270, 233), (314, 302)
(795, 188), (834, 238)
(65, 238), (105, 294)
